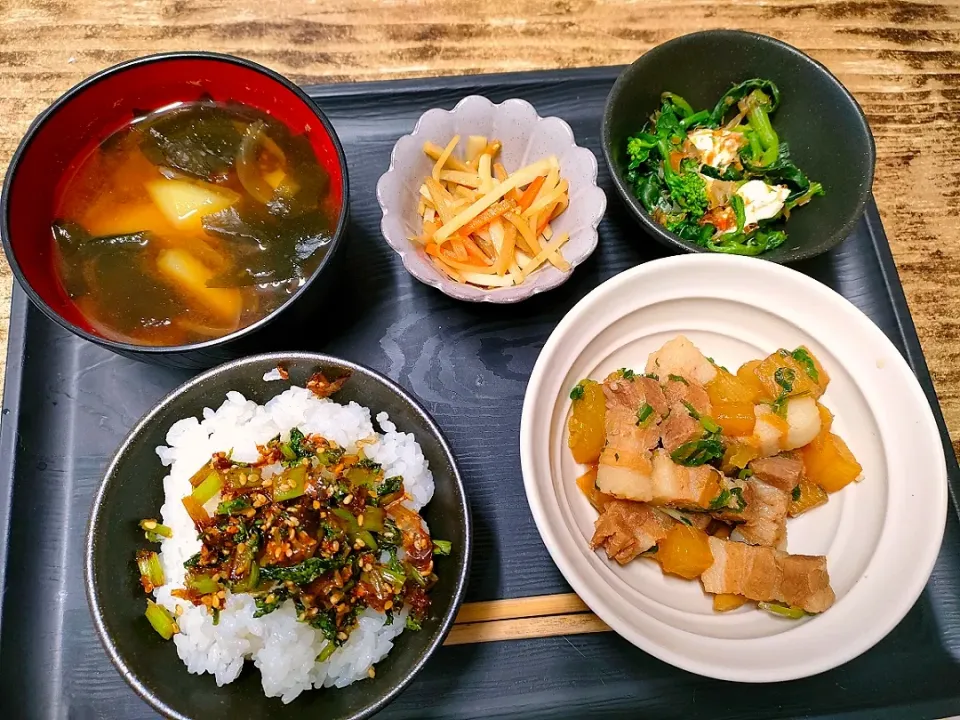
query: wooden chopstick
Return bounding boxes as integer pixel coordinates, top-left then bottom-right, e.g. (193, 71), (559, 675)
(453, 592), (590, 624)
(444, 592), (611, 646)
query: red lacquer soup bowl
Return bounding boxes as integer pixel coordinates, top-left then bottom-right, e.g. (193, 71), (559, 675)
(1, 52), (349, 369)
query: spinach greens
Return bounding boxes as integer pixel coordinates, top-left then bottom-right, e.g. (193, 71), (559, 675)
(624, 79), (823, 255)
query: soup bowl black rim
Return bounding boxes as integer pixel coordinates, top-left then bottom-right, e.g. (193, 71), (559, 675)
(0, 51), (351, 355)
(84, 351), (473, 720)
(600, 29), (877, 263)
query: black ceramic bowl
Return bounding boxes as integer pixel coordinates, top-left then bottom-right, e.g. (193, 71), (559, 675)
(602, 30), (876, 263)
(85, 353), (471, 720)
(1, 52), (349, 369)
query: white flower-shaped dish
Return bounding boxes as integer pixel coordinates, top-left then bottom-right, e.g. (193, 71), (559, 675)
(376, 95), (606, 303)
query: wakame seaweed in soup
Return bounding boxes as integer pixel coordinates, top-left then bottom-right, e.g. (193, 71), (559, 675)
(52, 100), (338, 346)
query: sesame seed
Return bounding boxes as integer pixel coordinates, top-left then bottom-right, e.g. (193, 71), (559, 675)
(330, 593), (343, 605)
(142, 520), (157, 530)
(217, 590), (226, 599)
(171, 622), (180, 634)
(384, 600), (393, 610)
(211, 573), (221, 582)
(367, 667), (376, 678)
(175, 604), (184, 617)
(337, 632), (348, 641)
(289, 517), (300, 527)
(236, 543), (246, 554)
(313, 501), (321, 510)
(285, 548), (293, 557)
(354, 539), (365, 549)
(262, 478), (273, 488)
(363, 562), (373, 572)
(343, 494), (353, 505)
(331, 541), (340, 552)
(266, 594), (276, 604)
(357, 514), (364, 527)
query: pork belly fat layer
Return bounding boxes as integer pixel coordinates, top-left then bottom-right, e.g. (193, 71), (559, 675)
(645, 336), (718, 386)
(700, 536), (835, 613)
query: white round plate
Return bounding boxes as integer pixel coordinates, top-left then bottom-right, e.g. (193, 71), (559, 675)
(520, 254), (948, 683)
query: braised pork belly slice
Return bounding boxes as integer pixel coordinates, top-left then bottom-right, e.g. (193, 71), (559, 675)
(591, 499), (710, 564)
(700, 536), (835, 613)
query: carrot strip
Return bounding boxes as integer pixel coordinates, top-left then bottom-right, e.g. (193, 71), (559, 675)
(461, 235), (493, 265)
(536, 202), (558, 235)
(433, 158), (552, 242)
(517, 176), (546, 213)
(458, 198), (517, 238)
(494, 162), (523, 202)
(523, 179), (568, 218)
(450, 236), (469, 262)
(426, 244), (501, 274)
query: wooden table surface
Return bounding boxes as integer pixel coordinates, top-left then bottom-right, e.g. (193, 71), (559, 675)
(0, 0), (958, 453)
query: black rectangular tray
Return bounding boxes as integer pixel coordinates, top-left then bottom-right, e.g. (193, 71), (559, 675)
(2, 66), (960, 720)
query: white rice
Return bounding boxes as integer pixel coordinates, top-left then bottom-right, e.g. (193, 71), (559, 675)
(152, 386), (435, 703)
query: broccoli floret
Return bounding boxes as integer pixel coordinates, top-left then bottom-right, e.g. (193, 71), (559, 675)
(664, 157), (709, 217)
(626, 133), (657, 170)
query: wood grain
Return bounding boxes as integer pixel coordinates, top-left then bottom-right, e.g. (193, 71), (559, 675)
(446, 611), (611, 645)
(454, 592), (591, 624)
(1, 0), (959, 461)
(448, 593), (608, 645)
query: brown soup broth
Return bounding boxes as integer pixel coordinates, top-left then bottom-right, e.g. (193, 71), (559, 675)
(52, 100), (335, 346)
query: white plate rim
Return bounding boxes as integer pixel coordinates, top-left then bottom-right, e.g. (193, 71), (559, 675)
(520, 254), (948, 683)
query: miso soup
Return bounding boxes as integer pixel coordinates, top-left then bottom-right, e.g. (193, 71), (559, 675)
(52, 100), (338, 346)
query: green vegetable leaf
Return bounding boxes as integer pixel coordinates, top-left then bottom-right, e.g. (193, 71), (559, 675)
(378, 475), (403, 498)
(253, 587), (289, 618)
(405, 614), (422, 631)
(309, 610), (339, 641)
(682, 400), (701, 420)
(316, 641), (337, 662)
(709, 79), (780, 126)
(216, 496), (252, 515)
(183, 552), (201, 569)
(709, 489), (732, 510)
(707, 228), (788, 257)
(635, 403), (654, 427)
(790, 347), (819, 383)
(570, 382), (586, 401)
(670, 438), (725, 466)
(774, 367), (796, 393)
(644, 372), (659, 380)
(738, 468), (754, 480)
(771, 391), (789, 418)
(617, 368), (636, 380)
(432, 539), (452, 556)
(661, 92), (695, 119)
(667, 374), (688, 385)
(759, 601), (806, 619)
(259, 557), (343, 585)
(730, 194), (746, 234)
(730, 487), (747, 512)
